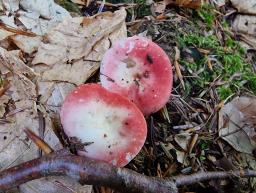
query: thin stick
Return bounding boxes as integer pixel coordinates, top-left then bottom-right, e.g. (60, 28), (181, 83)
(1, 150), (256, 193)
(24, 128), (53, 154)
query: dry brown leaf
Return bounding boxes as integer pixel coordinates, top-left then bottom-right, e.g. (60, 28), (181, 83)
(11, 36), (43, 54)
(32, 8), (127, 85)
(164, 0), (201, 9)
(2, 0), (19, 12)
(239, 34), (256, 50)
(0, 49), (63, 192)
(174, 133), (192, 151)
(20, 0), (70, 20)
(219, 96), (256, 154)
(0, 0), (71, 53)
(71, 0), (88, 6)
(212, 0), (225, 7)
(20, 176), (92, 193)
(232, 15), (256, 37)
(231, 0), (256, 15)
(37, 81), (76, 114)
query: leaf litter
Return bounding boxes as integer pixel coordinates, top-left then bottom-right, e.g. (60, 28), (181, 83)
(0, 0), (256, 193)
(0, 0), (127, 192)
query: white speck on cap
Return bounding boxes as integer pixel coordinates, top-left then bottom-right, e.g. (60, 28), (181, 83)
(125, 152), (134, 163)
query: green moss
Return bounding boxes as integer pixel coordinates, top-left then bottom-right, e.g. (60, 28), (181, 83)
(197, 4), (216, 28)
(178, 32), (256, 100)
(217, 86), (233, 100)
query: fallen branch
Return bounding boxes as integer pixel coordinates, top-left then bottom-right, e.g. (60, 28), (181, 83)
(0, 150), (256, 193)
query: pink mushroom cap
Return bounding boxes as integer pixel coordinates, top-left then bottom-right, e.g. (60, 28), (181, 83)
(60, 83), (147, 167)
(100, 36), (173, 115)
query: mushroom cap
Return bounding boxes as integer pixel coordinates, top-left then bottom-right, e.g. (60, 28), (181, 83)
(100, 36), (173, 115)
(60, 83), (147, 167)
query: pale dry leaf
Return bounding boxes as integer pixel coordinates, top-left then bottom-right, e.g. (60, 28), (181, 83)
(37, 81), (76, 114)
(0, 47), (35, 80)
(11, 36), (43, 54)
(0, 0), (71, 53)
(0, 95), (9, 117)
(231, 0), (256, 15)
(153, 1), (166, 14)
(2, 0), (19, 12)
(232, 15), (256, 37)
(219, 96), (256, 154)
(174, 133), (191, 151)
(20, 176), (92, 193)
(32, 9), (127, 85)
(212, 0), (225, 7)
(176, 150), (186, 164)
(0, 48), (61, 169)
(239, 34), (256, 50)
(20, 0), (70, 20)
(71, 0), (87, 6)
(0, 15), (16, 40)
(0, 1), (3, 11)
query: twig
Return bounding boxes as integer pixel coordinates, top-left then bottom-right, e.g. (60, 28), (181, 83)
(1, 150), (256, 193)
(0, 150), (178, 193)
(24, 128), (53, 154)
(175, 170), (256, 186)
(174, 47), (185, 90)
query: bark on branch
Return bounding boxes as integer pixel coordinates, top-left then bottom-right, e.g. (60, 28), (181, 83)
(0, 150), (256, 193)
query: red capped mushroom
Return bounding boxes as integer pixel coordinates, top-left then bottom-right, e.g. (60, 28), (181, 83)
(60, 83), (147, 167)
(100, 36), (173, 115)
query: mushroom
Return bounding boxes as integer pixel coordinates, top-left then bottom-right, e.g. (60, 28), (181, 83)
(100, 36), (173, 115)
(60, 83), (147, 167)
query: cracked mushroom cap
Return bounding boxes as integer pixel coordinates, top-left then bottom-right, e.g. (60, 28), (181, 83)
(100, 36), (173, 115)
(60, 83), (147, 167)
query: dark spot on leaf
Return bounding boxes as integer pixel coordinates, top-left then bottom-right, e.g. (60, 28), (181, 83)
(3, 136), (7, 140)
(104, 134), (107, 138)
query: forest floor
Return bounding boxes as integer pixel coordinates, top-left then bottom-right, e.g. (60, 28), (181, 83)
(1, 0), (256, 193)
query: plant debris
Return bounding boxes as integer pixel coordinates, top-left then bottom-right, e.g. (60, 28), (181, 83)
(0, 0), (256, 193)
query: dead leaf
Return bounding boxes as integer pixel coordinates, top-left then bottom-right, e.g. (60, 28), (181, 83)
(2, 0), (19, 12)
(212, 0), (225, 7)
(174, 133), (192, 151)
(232, 15), (256, 37)
(0, 49), (62, 192)
(219, 96), (256, 154)
(0, 0), (71, 53)
(71, 0), (87, 6)
(0, 16), (16, 40)
(231, 0), (256, 15)
(164, 0), (201, 9)
(20, 176), (92, 193)
(20, 0), (70, 20)
(37, 81), (76, 114)
(11, 36), (43, 54)
(153, 2), (166, 14)
(239, 34), (256, 50)
(32, 8), (127, 85)
(0, 79), (10, 97)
